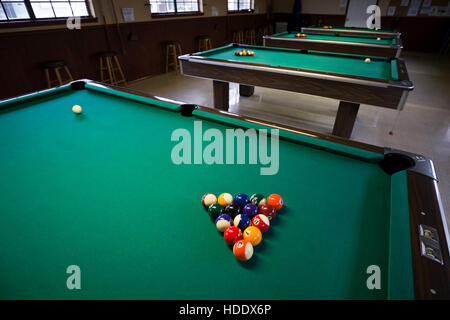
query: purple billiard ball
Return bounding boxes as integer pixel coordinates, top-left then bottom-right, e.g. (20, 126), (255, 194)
(242, 203), (259, 218)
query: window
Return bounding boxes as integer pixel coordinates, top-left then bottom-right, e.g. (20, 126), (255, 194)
(0, 0), (91, 21)
(150, 0), (202, 15)
(228, 0), (253, 13)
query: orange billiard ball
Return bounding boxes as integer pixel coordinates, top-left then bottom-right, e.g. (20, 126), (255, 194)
(267, 194), (283, 210)
(233, 240), (254, 261)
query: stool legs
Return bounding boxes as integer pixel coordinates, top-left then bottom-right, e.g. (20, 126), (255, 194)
(99, 55), (126, 86)
(199, 38), (212, 52)
(166, 43), (182, 74)
(44, 65), (73, 88)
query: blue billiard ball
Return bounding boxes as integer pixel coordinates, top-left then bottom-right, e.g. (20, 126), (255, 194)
(233, 214), (251, 231)
(234, 193), (249, 206)
(215, 214), (233, 232)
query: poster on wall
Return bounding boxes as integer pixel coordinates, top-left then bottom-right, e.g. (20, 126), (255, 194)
(122, 8), (135, 22)
(387, 6), (396, 16)
(407, 0), (422, 16)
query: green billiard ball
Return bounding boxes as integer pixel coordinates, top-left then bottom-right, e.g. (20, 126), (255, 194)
(249, 194), (266, 208)
(208, 204), (224, 221)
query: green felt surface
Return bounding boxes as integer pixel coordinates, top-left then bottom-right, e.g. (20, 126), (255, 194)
(308, 25), (397, 33)
(272, 32), (396, 45)
(194, 44), (397, 81)
(0, 85), (413, 299)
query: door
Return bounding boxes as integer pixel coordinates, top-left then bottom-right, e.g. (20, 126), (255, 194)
(345, 0), (377, 27)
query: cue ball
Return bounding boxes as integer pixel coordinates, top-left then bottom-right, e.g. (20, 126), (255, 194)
(72, 105), (82, 114)
(365, 58), (371, 63)
(377, 37), (381, 41)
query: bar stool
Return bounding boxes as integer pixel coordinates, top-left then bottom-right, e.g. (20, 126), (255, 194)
(98, 51), (127, 86)
(256, 26), (265, 45)
(232, 30), (244, 44)
(165, 41), (182, 74)
(43, 60), (73, 88)
(244, 29), (256, 45)
(197, 35), (212, 52)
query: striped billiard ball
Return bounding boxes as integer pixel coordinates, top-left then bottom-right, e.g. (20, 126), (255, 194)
(251, 214), (270, 233)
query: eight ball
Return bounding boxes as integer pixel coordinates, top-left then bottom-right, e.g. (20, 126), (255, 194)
(224, 203), (242, 219)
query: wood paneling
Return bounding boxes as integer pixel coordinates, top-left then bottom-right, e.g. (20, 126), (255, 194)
(0, 14), (269, 100)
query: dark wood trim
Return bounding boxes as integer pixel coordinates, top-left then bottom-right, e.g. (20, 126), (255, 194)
(151, 12), (204, 19)
(263, 36), (400, 58)
(406, 171), (450, 299)
(0, 17), (97, 29)
(179, 58), (407, 109)
(227, 10), (255, 14)
(301, 26), (401, 39)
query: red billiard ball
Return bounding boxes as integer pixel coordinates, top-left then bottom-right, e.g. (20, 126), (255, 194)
(251, 214), (270, 233)
(224, 226), (242, 245)
(259, 204), (277, 221)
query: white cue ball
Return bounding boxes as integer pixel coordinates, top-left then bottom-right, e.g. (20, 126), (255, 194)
(72, 105), (82, 114)
(365, 58), (371, 63)
(377, 37), (381, 41)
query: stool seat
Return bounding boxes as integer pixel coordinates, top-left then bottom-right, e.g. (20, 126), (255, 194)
(98, 52), (127, 86)
(197, 35), (212, 52)
(165, 41), (182, 74)
(232, 30), (244, 44)
(43, 60), (73, 88)
(43, 60), (66, 68)
(98, 51), (118, 57)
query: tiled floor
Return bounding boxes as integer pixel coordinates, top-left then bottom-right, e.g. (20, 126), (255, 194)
(128, 51), (450, 229)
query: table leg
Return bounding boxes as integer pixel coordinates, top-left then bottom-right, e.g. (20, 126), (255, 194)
(332, 101), (360, 138)
(213, 80), (229, 111)
(239, 85), (255, 97)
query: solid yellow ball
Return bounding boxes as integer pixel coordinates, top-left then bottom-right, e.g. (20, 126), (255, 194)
(243, 226), (262, 246)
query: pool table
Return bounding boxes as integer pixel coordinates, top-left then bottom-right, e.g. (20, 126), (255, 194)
(301, 25), (401, 39)
(0, 80), (449, 300)
(179, 44), (413, 138)
(263, 32), (403, 58)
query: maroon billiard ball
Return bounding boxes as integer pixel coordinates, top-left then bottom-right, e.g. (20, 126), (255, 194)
(259, 204), (277, 221)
